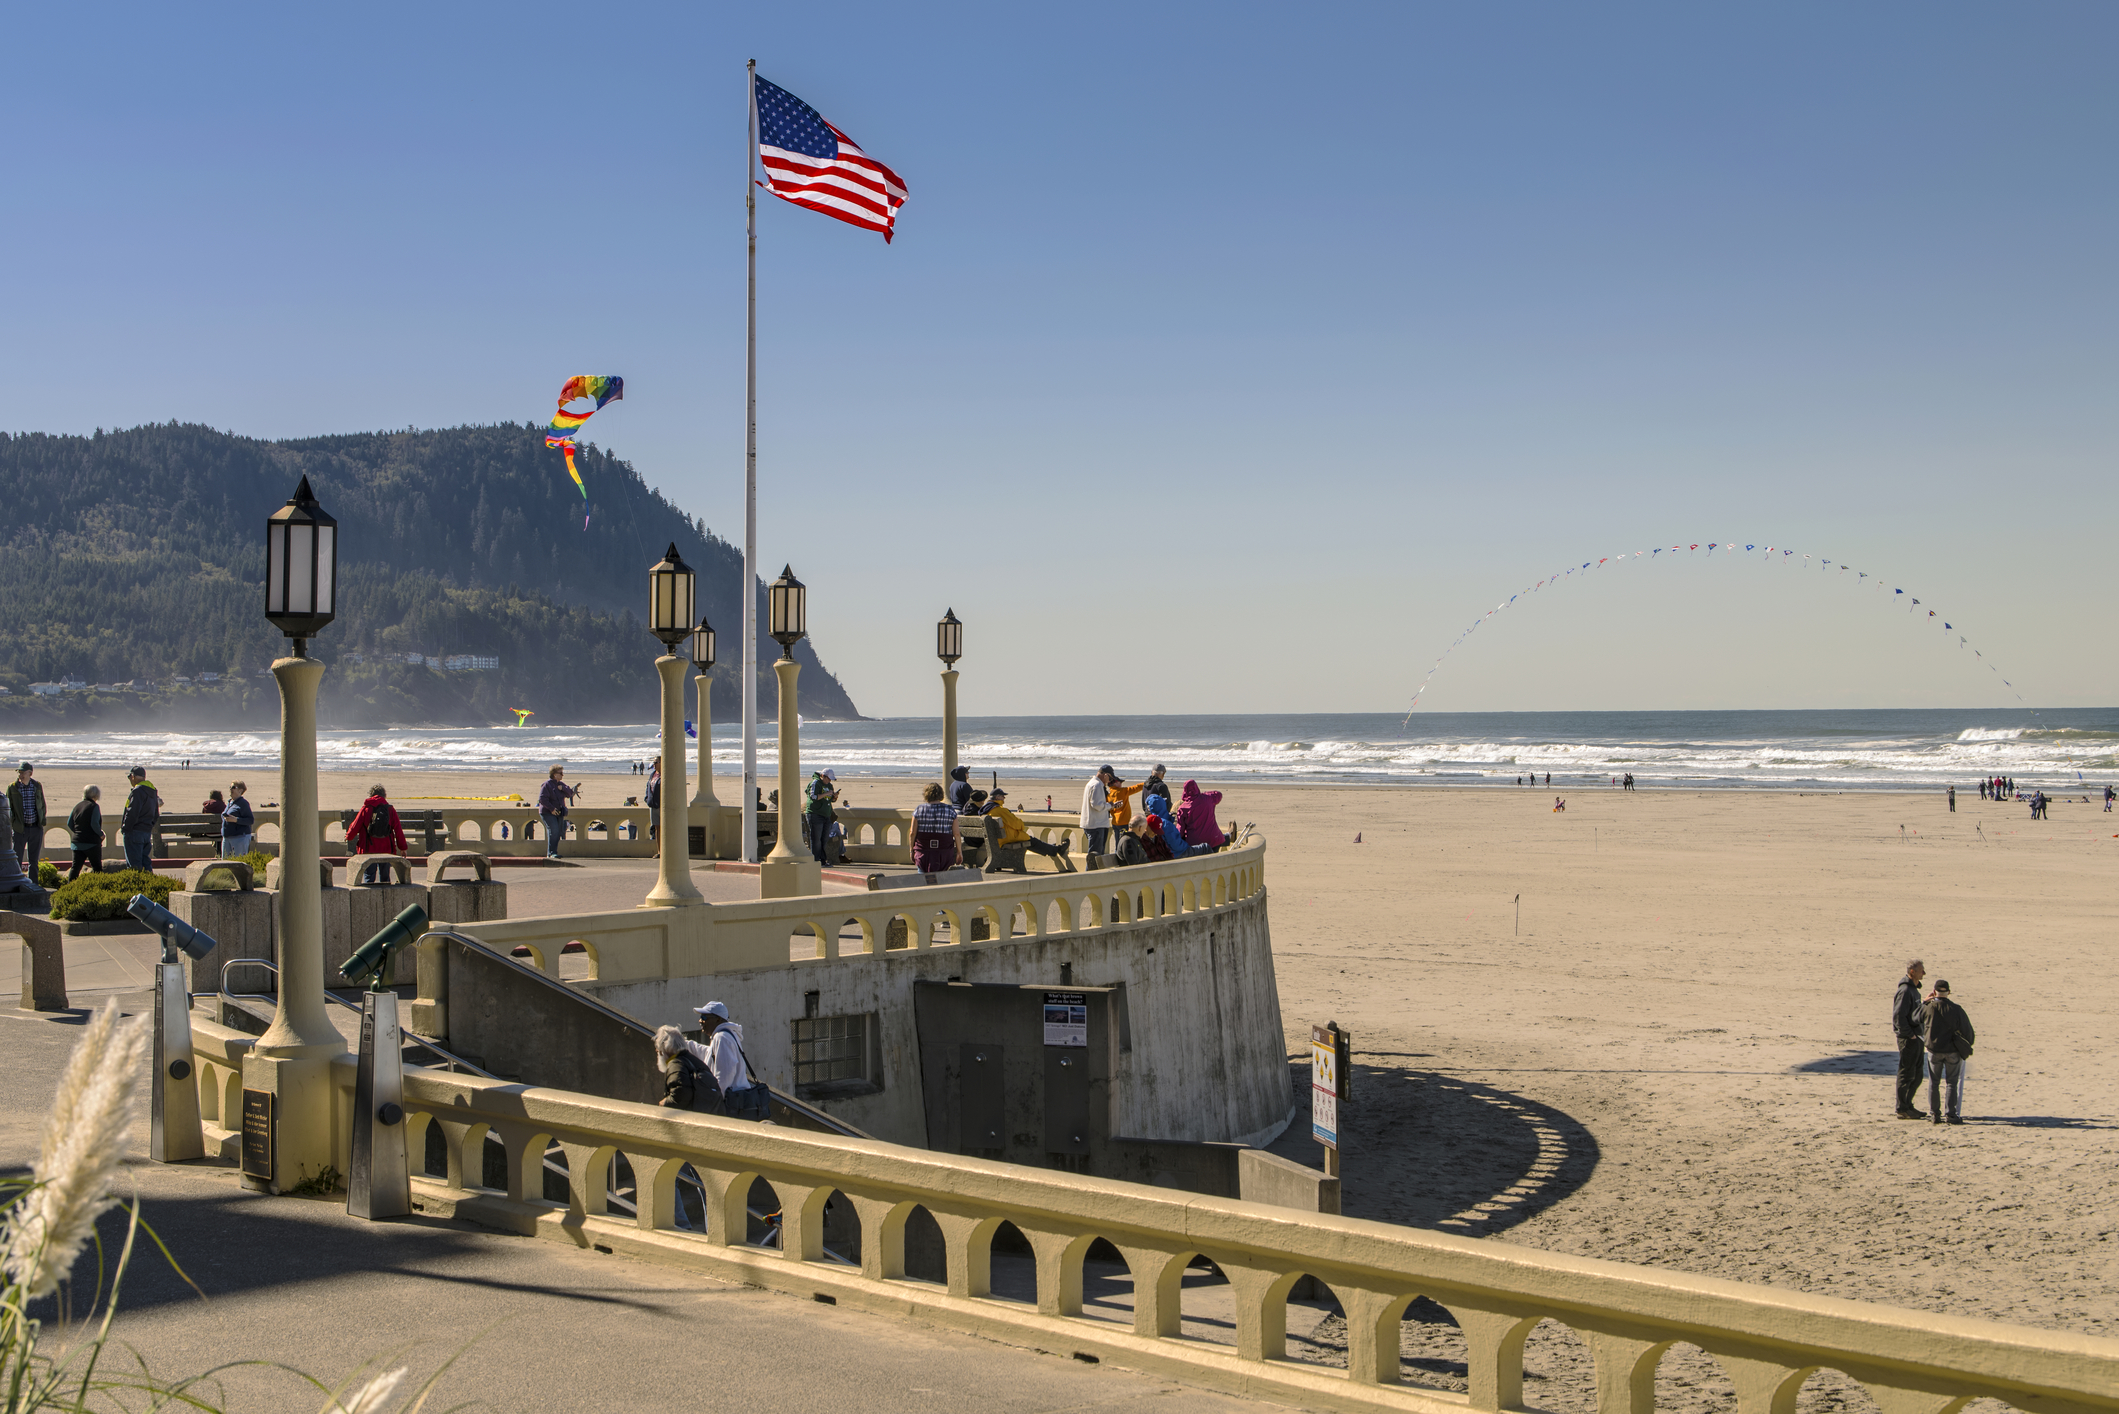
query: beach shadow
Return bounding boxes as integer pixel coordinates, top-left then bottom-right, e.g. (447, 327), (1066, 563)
(1266, 1061), (1598, 1236)
(1790, 1050), (1897, 1075)
(1963, 1115), (2117, 1130)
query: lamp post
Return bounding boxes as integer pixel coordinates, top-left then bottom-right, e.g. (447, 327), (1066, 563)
(643, 545), (705, 908)
(688, 616), (718, 844)
(758, 565), (819, 898)
(245, 475), (345, 1194)
(937, 609), (963, 787)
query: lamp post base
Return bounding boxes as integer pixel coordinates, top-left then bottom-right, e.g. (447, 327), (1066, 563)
(758, 857), (822, 899)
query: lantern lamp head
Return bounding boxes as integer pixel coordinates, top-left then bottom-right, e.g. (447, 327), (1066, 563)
(647, 544), (696, 648)
(768, 565), (807, 658)
(937, 608), (963, 666)
(691, 616), (716, 671)
(264, 476), (338, 654)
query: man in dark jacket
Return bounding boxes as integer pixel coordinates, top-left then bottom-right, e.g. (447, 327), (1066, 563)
(1922, 980), (1975, 1125)
(120, 767), (160, 872)
(1892, 959), (1927, 1119)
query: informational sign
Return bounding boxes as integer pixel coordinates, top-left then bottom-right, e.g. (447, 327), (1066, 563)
(240, 1089), (274, 1180)
(1042, 991), (1088, 1048)
(1311, 1023), (1350, 1149)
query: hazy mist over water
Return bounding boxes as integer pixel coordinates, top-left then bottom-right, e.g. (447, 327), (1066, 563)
(4, 709), (2113, 792)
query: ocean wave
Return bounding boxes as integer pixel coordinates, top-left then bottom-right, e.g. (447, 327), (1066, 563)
(1957, 728), (2025, 742)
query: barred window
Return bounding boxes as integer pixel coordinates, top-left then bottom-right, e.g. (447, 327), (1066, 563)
(793, 1013), (872, 1090)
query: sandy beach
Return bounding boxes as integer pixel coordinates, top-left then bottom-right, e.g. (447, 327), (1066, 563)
(21, 763), (2116, 1360)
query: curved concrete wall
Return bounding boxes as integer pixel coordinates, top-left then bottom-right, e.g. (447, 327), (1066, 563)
(586, 888), (1290, 1149)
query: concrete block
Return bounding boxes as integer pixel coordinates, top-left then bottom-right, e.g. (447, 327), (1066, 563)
(170, 887), (277, 998)
(346, 873), (429, 986)
(5, 911), (67, 1011)
(265, 857), (332, 891)
(1237, 1147), (1339, 1216)
(425, 852), (507, 929)
(184, 859), (255, 893)
(307, 885), (353, 985)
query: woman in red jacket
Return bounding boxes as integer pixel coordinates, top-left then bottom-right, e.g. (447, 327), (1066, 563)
(345, 784), (407, 884)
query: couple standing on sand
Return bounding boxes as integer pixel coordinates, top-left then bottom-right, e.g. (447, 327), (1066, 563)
(1893, 959), (1976, 1125)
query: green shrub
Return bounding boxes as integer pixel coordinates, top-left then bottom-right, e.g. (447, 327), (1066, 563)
(36, 859), (62, 889)
(239, 847), (274, 875)
(47, 869), (182, 922)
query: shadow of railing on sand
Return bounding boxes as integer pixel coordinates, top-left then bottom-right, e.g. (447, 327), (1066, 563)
(1266, 1060), (1600, 1236)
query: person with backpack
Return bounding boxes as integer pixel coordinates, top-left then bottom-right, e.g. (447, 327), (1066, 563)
(1922, 979), (1976, 1125)
(345, 784), (406, 884)
(678, 1001), (772, 1121)
(805, 769), (840, 865)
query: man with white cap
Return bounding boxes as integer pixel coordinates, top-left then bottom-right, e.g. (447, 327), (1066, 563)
(686, 1001), (771, 1121)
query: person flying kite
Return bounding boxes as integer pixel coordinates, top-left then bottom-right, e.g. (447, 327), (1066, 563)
(545, 375), (623, 529)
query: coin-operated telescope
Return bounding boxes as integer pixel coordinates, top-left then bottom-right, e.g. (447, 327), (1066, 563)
(341, 904), (427, 1221)
(125, 895), (213, 1163)
(126, 895), (218, 964)
(339, 903), (428, 991)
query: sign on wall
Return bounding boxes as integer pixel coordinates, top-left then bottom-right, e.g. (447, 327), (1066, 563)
(1042, 992), (1088, 1048)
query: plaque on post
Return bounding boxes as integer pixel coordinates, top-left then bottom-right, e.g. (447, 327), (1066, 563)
(240, 1090), (274, 1180)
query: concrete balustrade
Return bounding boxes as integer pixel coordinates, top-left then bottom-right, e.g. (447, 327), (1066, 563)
(176, 1017), (2119, 1414)
(450, 832), (1268, 987)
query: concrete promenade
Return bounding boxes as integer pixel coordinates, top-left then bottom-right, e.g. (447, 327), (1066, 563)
(0, 999), (1281, 1413)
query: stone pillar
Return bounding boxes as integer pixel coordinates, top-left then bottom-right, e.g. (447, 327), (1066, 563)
(941, 667), (959, 785)
(244, 652), (347, 1195)
(642, 654), (703, 908)
(758, 655), (820, 898)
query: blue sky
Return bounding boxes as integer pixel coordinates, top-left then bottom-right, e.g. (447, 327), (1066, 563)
(8, 3), (2114, 717)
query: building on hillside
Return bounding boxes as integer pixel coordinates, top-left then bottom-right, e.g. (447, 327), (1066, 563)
(173, 675), (192, 684)
(443, 654), (500, 671)
(29, 683), (61, 696)
(199, 671), (220, 682)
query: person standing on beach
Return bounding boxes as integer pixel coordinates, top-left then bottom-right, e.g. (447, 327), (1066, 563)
(7, 763), (48, 877)
(1947, 785), (1955, 812)
(1080, 765), (1116, 856)
(120, 767), (159, 872)
(1922, 980), (1975, 1125)
(1892, 959), (1928, 1119)
(538, 765), (576, 860)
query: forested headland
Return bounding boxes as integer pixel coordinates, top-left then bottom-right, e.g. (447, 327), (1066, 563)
(0, 423), (862, 728)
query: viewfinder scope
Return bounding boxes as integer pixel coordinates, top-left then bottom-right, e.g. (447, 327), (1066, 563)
(340, 903), (429, 990)
(126, 895), (218, 964)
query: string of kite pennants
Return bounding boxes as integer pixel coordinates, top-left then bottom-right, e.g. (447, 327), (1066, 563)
(1404, 541), (2026, 722)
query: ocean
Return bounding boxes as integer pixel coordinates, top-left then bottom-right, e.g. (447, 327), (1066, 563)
(2, 709), (2112, 792)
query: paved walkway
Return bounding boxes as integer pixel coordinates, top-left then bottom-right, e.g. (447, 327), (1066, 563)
(1, 1001), (1281, 1413)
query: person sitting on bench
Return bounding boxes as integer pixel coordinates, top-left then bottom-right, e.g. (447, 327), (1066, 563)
(983, 789), (1074, 870)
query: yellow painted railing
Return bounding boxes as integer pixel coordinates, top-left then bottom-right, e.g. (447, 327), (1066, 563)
(452, 831), (1269, 983)
(180, 1020), (2119, 1414)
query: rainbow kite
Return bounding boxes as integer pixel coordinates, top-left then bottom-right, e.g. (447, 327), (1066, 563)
(544, 375), (623, 528)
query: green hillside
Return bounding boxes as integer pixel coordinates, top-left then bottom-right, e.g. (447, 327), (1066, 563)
(0, 423), (861, 727)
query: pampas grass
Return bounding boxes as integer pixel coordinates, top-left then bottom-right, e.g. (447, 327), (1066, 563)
(0, 1000), (473, 1412)
(1, 1001), (149, 1301)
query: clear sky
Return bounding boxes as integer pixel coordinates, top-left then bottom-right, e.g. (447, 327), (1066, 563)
(8, 3), (2114, 718)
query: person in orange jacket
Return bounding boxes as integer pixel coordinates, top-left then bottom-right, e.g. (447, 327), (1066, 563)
(1106, 775), (1145, 832)
(345, 784), (407, 883)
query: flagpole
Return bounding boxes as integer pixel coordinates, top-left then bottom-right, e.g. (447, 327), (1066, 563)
(741, 58), (760, 864)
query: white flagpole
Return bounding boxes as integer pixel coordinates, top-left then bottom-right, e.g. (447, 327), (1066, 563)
(741, 59), (760, 863)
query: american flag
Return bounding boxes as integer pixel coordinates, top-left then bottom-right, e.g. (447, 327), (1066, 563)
(754, 75), (907, 242)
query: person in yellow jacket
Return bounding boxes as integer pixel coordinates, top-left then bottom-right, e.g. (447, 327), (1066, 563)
(984, 789), (1074, 870)
(1106, 775), (1144, 832)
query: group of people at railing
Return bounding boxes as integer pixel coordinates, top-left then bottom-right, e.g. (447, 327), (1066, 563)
(7, 759), (260, 878)
(1081, 763), (1233, 864)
